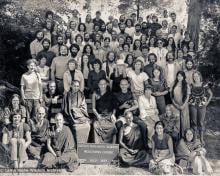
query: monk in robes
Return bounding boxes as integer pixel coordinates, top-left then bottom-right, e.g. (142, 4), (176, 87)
(119, 111), (150, 166)
(40, 113), (78, 172)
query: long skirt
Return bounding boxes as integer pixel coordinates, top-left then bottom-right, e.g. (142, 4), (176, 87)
(41, 150), (78, 170)
(119, 148), (150, 166)
(149, 149), (175, 174)
(173, 105), (190, 137)
(142, 115), (160, 147)
(93, 115), (117, 144)
(73, 121), (91, 146)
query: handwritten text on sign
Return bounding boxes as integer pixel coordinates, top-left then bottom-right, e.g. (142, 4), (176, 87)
(77, 143), (119, 164)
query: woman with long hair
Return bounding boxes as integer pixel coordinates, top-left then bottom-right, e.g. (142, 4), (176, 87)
(170, 71), (190, 138)
(149, 121), (175, 175)
(110, 59), (127, 93)
(189, 71), (213, 145)
(166, 37), (176, 54)
(87, 59), (106, 94)
(149, 68), (168, 117)
(82, 44), (96, 68)
(132, 39), (142, 58)
(85, 14), (94, 34)
(127, 59), (149, 100)
(125, 54), (135, 72)
(176, 128), (213, 174)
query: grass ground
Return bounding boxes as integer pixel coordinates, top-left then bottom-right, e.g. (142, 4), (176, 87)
(0, 100), (219, 175)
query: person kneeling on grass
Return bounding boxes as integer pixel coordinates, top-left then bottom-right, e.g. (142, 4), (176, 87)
(2, 112), (32, 168)
(40, 113), (79, 172)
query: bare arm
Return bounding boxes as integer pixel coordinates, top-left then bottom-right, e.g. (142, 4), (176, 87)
(2, 133), (9, 145)
(24, 131), (32, 148)
(125, 100), (139, 113)
(47, 137), (57, 157)
(92, 93), (101, 120)
(181, 84), (190, 109)
(50, 60), (56, 81)
(119, 127), (129, 150)
(21, 85), (26, 102)
(206, 88), (213, 106)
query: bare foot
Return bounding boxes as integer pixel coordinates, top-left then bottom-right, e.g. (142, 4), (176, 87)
(19, 161), (24, 168)
(14, 161), (18, 169)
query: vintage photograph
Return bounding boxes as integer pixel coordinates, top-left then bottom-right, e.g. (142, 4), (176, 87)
(0, 0), (219, 175)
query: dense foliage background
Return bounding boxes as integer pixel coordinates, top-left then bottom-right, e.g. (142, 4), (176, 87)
(0, 0), (219, 87)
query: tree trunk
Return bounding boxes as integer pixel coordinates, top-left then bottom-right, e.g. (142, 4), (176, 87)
(187, 0), (204, 50)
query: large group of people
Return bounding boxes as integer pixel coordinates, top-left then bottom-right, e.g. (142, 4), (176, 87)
(0, 9), (214, 174)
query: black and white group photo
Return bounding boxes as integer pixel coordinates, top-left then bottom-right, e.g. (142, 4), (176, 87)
(0, 0), (219, 175)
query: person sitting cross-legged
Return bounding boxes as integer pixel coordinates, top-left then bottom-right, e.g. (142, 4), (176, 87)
(176, 128), (213, 175)
(119, 111), (151, 167)
(62, 80), (90, 147)
(40, 113), (79, 172)
(28, 106), (49, 160)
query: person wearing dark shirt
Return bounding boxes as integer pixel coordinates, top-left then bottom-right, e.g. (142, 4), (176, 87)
(28, 106), (49, 160)
(92, 11), (105, 29)
(82, 44), (96, 67)
(110, 59), (127, 93)
(43, 81), (62, 124)
(92, 78), (117, 143)
(118, 23), (129, 40)
(114, 78), (140, 135)
(41, 113), (79, 172)
(36, 38), (56, 67)
(114, 78), (138, 118)
(88, 59), (106, 94)
(144, 53), (164, 79)
(150, 15), (162, 37)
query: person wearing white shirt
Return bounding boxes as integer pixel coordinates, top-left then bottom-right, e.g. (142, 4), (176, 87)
(127, 59), (149, 100)
(138, 84), (160, 147)
(150, 39), (168, 70)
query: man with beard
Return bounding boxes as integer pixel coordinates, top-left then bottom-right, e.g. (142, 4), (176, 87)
(141, 22), (150, 35)
(184, 57), (197, 85)
(69, 44), (80, 69)
(50, 35), (64, 56)
(144, 53), (164, 79)
(43, 81), (63, 124)
(118, 23), (129, 40)
(84, 32), (93, 45)
(132, 24), (142, 40)
(30, 30), (44, 59)
(103, 22), (113, 40)
(51, 45), (71, 94)
(36, 38), (56, 67)
(110, 30), (119, 51)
